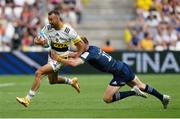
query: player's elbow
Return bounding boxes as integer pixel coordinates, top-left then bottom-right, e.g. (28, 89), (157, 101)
(103, 96), (113, 104)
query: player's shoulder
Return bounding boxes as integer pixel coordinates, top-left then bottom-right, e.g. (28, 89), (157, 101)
(62, 24), (75, 33)
(89, 46), (101, 51)
(87, 46), (101, 55)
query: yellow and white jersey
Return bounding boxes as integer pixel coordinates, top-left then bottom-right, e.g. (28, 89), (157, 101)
(39, 23), (81, 56)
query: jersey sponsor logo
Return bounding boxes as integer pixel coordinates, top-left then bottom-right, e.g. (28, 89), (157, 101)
(122, 52), (180, 73)
(51, 42), (69, 52)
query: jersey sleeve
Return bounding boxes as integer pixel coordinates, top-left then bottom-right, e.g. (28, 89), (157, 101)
(67, 26), (81, 44)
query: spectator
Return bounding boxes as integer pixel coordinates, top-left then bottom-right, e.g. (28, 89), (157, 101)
(123, 26), (132, 45)
(21, 32), (33, 47)
(61, 4), (77, 28)
(129, 30), (141, 50)
(154, 29), (166, 50)
(167, 26), (178, 50)
(102, 40), (115, 53)
(126, 0), (180, 51)
(75, 0), (83, 24)
(11, 33), (21, 50)
(139, 32), (154, 51)
(175, 33), (180, 50)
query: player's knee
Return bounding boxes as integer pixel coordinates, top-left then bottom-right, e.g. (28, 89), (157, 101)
(136, 84), (146, 91)
(35, 69), (43, 78)
(103, 96), (112, 103)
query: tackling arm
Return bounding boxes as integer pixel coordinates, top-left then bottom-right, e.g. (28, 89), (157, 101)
(51, 51), (85, 67)
(69, 39), (86, 58)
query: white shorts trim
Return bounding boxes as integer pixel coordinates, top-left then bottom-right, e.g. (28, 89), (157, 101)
(48, 55), (63, 72)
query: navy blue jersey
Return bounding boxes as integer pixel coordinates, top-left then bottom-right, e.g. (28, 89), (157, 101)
(80, 46), (124, 74)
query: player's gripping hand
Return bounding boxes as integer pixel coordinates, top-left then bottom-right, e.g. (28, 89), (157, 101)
(34, 37), (47, 45)
(34, 31), (49, 47)
(50, 50), (68, 61)
(68, 52), (78, 58)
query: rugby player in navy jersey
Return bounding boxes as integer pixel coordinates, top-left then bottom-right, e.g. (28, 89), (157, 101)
(51, 37), (170, 109)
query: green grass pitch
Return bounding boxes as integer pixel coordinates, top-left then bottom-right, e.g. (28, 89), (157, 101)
(0, 74), (180, 118)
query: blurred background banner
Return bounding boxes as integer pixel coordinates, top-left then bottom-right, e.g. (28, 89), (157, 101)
(0, 51), (48, 74)
(0, 51), (179, 74)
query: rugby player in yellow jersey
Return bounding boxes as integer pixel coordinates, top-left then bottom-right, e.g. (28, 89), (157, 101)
(16, 10), (86, 107)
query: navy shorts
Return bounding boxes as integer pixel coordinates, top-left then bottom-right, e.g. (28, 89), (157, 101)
(109, 63), (135, 86)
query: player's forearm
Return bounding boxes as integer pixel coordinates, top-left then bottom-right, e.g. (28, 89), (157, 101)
(56, 56), (70, 65)
(57, 57), (73, 66)
(57, 56), (83, 67)
(74, 41), (86, 57)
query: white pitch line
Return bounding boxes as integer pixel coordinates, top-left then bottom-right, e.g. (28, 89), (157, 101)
(0, 83), (15, 88)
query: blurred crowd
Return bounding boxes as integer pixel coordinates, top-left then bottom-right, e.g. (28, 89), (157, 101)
(1, 0), (180, 52)
(124, 0), (180, 51)
(0, 0), (84, 52)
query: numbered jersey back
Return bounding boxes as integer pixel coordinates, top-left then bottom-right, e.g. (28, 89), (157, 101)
(81, 46), (118, 73)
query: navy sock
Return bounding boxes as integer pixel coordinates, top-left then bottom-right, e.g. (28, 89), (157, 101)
(144, 85), (163, 101)
(112, 91), (136, 102)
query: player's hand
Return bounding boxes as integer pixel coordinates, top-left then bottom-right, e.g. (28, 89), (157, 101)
(50, 51), (68, 62)
(50, 51), (59, 61)
(34, 37), (47, 46)
(68, 52), (78, 58)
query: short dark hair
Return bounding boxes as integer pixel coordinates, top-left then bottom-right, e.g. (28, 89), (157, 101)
(80, 37), (89, 45)
(106, 40), (110, 46)
(48, 10), (60, 16)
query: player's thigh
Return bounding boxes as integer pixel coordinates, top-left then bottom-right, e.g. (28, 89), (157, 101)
(127, 76), (146, 90)
(36, 63), (54, 75)
(48, 71), (58, 82)
(104, 85), (120, 99)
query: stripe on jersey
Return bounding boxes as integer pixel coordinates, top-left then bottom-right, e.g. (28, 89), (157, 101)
(72, 37), (81, 44)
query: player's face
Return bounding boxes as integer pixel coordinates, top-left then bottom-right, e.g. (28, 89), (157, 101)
(48, 14), (59, 28)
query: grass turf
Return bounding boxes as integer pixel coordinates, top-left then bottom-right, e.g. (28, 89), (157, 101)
(0, 74), (180, 118)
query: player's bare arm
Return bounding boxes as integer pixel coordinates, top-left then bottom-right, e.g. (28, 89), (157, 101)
(69, 39), (86, 58)
(51, 51), (84, 67)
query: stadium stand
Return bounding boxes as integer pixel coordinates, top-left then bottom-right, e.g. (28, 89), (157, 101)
(0, 0), (135, 51)
(77, 0), (134, 50)
(126, 0), (180, 51)
(0, 0), (179, 51)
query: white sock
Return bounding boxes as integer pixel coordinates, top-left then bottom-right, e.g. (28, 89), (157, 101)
(64, 77), (72, 85)
(26, 90), (36, 100)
